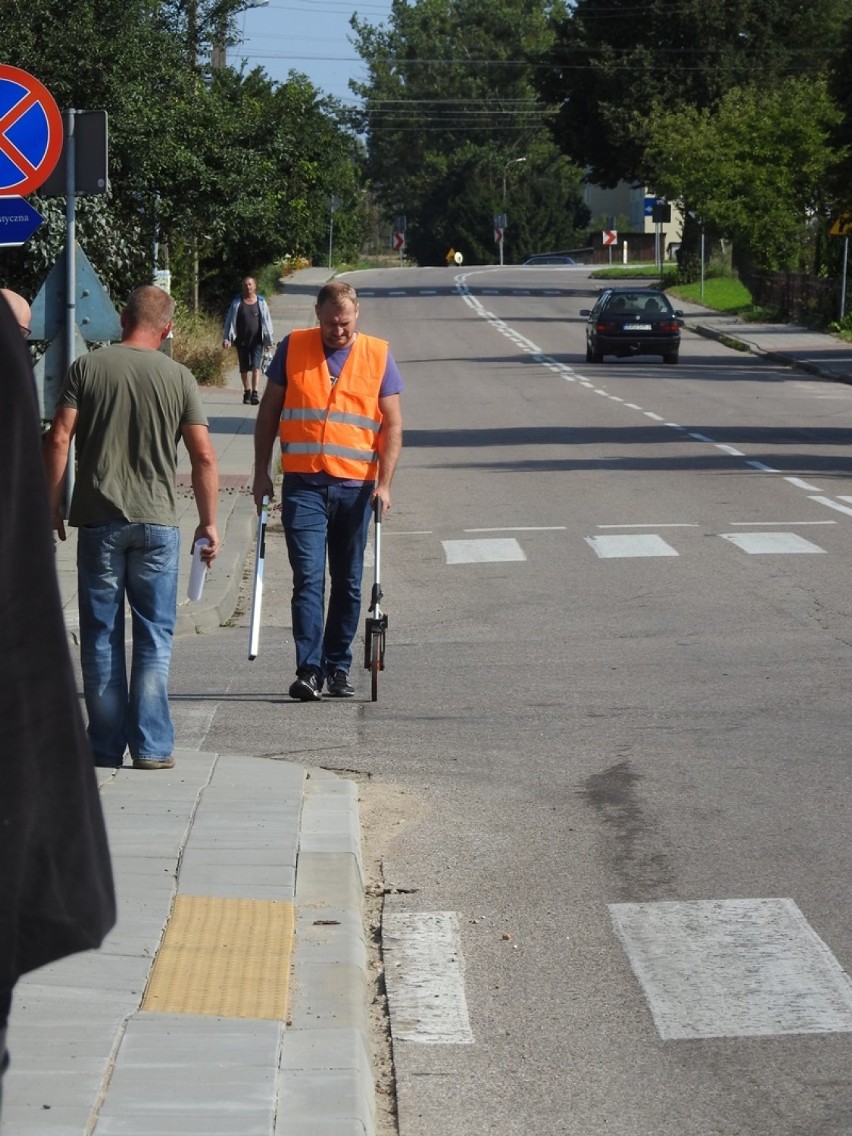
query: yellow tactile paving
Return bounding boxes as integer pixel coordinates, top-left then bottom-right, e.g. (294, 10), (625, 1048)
(141, 895), (294, 1020)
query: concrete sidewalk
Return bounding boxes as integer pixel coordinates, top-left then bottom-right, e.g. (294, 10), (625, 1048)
(7, 268), (852, 1135)
(680, 302), (852, 384)
(2, 269), (380, 1136)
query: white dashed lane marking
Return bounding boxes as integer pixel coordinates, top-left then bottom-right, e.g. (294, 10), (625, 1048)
(810, 495), (852, 518)
(610, 898), (852, 1040)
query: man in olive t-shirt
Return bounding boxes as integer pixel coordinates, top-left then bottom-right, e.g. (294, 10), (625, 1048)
(44, 286), (219, 771)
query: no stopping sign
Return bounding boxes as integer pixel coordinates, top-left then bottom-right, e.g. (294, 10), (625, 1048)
(0, 65), (63, 196)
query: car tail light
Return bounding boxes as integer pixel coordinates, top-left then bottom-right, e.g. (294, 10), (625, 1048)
(596, 321), (617, 332)
(658, 320), (678, 333)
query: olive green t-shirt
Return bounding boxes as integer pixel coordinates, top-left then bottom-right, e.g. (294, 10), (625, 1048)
(59, 344), (208, 527)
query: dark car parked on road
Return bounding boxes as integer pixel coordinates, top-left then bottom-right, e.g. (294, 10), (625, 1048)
(523, 254), (576, 265)
(579, 288), (684, 364)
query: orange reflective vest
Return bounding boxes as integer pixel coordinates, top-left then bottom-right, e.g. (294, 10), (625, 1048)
(279, 328), (388, 481)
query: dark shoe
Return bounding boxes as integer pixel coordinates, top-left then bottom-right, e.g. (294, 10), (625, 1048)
(132, 756), (176, 770)
(250, 391), (260, 405)
(243, 390), (252, 404)
(288, 669), (322, 701)
(325, 669), (354, 697)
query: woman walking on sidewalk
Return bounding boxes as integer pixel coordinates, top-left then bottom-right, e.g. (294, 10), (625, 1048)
(222, 276), (274, 405)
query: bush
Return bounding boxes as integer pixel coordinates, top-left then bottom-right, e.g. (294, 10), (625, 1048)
(171, 304), (228, 387)
(828, 312), (852, 341)
(279, 254), (313, 279)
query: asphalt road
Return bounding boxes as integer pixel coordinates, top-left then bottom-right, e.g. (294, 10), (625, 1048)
(169, 264), (852, 1136)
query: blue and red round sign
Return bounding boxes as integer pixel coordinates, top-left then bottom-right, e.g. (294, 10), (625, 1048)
(0, 65), (63, 196)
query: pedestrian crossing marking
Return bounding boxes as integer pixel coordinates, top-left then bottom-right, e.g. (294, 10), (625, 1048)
(586, 534), (679, 558)
(383, 911), (474, 1044)
(391, 524), (842, 565)
(720, 532), (826, 555)
(610, 898), (852, 1040)
(442, 538), (526, 564)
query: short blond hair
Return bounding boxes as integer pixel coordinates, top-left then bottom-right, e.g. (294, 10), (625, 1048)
(316, 281), (358, 310)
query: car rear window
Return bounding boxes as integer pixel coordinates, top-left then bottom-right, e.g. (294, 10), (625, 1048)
(606, 294), (671, 317)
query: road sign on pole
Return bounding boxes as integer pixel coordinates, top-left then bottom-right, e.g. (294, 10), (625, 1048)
(0, 65), (63, 196)
(602, 230), (617, 246)
(0, 195), (44, 246)
(829, 212), (852, 238)
(40, 109), (108, 196)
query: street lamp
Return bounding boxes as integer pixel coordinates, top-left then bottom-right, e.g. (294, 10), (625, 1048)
(502, 156), (527, 203)
(500, 156), (526, 266)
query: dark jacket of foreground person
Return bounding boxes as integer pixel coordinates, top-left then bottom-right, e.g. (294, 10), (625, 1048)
(0, 294), (116, 1005)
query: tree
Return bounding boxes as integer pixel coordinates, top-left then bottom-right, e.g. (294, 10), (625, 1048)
(540, 0), (850, 189)
(351, 0), (588, 265)
(644, 78), (843, 287)
(0, 0), (364, 307)
(828, 11), (852, 209)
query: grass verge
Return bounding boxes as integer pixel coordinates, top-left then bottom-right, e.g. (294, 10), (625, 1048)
(591, 270), (786, 323)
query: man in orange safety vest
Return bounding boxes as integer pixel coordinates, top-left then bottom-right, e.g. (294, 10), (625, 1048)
(253, 281), (404, 700)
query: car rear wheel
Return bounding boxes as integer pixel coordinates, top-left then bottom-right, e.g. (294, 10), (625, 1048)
(586, 346), (603, 363)
(663, 352), (679, 365)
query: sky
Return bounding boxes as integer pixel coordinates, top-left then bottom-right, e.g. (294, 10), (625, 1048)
(227, 0), (395, 105)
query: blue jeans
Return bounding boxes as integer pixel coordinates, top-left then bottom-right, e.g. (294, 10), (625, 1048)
(77, 522), (179, 766)
(282, 476), (373, 679)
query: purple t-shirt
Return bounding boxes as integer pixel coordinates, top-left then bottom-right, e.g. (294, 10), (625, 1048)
(268, 333), (403, 485)
(266, 333), (404, 397)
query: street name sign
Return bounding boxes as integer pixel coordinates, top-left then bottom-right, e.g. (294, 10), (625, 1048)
(0, 195), (44, 246)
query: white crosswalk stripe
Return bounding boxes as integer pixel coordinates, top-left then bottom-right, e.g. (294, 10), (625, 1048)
(610, 898), (852, 1040)
(442, 537), (526, 564)
(585, 533), (679, 558)
(383, 911), (475, 1045)
(720, 531), (826, 555)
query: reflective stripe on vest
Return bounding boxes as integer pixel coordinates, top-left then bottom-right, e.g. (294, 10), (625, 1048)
(279, 329), (388, 480)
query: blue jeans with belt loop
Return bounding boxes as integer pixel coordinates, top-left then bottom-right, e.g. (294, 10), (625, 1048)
(77, 522), (179, 766)
(282, 475), (373, 680)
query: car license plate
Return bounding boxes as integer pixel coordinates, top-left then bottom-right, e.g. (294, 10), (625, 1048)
(629, 323), (652, 331)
